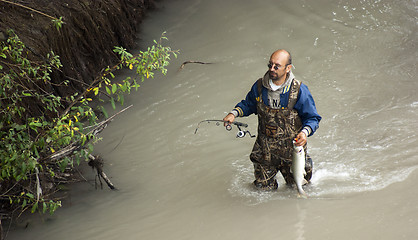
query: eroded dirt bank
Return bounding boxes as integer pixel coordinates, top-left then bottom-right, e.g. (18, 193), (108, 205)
(0, 0), (155, 97)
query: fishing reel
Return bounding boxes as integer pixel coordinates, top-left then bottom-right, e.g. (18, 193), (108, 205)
(195, 119), (255, 139)
(232, 125), (255, 138)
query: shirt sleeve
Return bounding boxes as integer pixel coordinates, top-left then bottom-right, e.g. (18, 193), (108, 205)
(232, 81), (259, 117)
(294, 83), (322, 136)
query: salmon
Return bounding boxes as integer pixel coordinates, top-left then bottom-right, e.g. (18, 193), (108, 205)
(291, 141), (308, 198)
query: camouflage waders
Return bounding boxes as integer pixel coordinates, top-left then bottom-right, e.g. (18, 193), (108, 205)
(250, 78), (313, 190)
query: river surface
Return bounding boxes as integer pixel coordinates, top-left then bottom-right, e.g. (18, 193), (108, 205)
(7, 0), (418, 239)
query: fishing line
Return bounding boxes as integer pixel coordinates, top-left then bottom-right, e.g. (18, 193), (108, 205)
(194, 119), (255, 138)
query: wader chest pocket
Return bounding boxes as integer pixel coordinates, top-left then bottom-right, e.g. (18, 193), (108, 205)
(265, 125), (284, 138)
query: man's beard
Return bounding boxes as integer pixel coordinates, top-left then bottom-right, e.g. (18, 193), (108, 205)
(269, 71), (278, 80)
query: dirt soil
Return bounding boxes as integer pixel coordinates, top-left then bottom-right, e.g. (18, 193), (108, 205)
(0, 0), (155, 97)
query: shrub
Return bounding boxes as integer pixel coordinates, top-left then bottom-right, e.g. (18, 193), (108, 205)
(0, 29), (178, 215)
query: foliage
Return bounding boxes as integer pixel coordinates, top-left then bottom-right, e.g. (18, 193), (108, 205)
(0, 29), (178, 216)
(52, 17), (64, 31)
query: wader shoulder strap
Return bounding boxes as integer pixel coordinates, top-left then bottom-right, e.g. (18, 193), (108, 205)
(287, 79), (301, 109)
(256, 78), (263, 102)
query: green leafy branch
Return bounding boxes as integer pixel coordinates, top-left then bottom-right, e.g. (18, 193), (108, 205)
(66, 31), (178, 117)
(0, 30), (178, 216)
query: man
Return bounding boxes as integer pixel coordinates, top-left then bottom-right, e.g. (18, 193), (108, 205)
(223, 49), (321, 190)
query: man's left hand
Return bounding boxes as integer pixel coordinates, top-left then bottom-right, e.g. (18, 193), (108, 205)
(294, 132), (307, 146)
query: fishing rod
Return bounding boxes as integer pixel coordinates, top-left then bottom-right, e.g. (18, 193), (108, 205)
(194, 120), (255, 138)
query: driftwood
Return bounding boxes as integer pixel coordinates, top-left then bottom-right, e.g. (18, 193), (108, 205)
(87, 154), (116, 190)
(178, 60), (213, 70)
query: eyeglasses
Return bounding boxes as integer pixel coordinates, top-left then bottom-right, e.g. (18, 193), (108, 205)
(268, 62), (289, 70)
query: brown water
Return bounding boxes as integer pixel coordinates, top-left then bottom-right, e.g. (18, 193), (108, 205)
(7, 0), (418, 239)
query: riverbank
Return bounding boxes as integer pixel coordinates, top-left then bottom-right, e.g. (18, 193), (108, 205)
(0, 0), (155, 237)
(0, 0), (155, 97)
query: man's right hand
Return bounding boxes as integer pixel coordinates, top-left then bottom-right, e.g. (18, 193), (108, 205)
(223, 113), (235, 126)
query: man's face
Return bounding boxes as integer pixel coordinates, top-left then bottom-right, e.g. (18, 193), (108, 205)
(268, 53), (291, 81)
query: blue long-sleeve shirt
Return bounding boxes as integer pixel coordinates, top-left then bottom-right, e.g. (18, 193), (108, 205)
(232, 79), (321, 136)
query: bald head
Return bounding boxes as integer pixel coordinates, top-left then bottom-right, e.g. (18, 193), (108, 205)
(270, 49), (292, 66)
(268, 49), (293, 83)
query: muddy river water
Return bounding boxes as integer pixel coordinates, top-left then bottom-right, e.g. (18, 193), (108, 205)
(8, 0), (418, 239)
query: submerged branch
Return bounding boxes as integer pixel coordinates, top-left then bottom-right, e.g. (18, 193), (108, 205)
(178, 60), (213, 71)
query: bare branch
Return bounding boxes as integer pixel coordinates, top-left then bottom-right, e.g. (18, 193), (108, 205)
(0, 0), (60, 21)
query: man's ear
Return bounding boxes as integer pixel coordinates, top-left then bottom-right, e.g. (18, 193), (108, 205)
(286, 64), (292, 73)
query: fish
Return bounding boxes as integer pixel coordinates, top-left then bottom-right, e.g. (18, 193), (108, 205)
(291, 141), (308, 198)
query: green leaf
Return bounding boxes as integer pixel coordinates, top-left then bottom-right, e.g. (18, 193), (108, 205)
(100, 106), (108, 118)
(120, 94), (124, 105)
(28, 158), (36, 169)
(79, 106), (84, 115)
(75, 154), (81, 166)
(105, 86), (111, 95)
(60, 158), (68, 172)
(112, 84), (117, 94)
(43, 202), (47, 213)
(29, 122), (42, 127)
(26, 193), (34, 199)
(110, 97), (115, 109)
(93, 87), (99, 95)
(22, 91), (32, 97)
(88, 143), (94, 153)
(31, 202), (38, 213)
